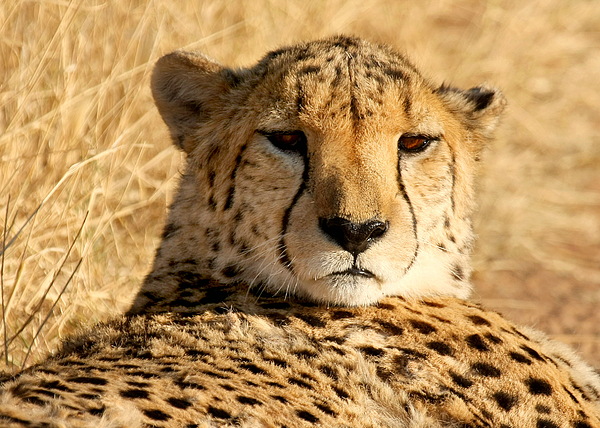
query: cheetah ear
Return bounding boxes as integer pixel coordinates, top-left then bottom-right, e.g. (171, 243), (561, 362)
(151, 51), (237, 153)
(436, 84), (507, 140)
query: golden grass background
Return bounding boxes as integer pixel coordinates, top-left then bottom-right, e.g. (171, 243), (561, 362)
(1, 0), (599, 371)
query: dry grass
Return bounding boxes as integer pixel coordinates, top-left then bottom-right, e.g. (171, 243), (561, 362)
(1, 0), (599, 371)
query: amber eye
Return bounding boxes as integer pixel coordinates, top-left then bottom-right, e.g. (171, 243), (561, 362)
(398, 134), (436, 153)
(261, 131), (307, 155)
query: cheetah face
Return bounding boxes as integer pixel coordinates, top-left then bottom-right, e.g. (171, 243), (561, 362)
(151, 36), (505, 305)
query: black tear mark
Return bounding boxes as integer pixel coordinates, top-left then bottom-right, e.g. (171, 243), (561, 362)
(278, 141), (309, 272)
(397, 168), (419, 273)
(448, 144), (457, 213)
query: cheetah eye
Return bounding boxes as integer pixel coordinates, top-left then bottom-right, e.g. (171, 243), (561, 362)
(398, 134), (437, 153)
(260, 131), (307, 155)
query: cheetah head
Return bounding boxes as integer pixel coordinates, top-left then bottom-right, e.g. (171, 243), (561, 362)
(147, 36), (505, 306)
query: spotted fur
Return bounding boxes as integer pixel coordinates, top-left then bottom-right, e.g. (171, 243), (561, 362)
(1, 36), (599, 427)
(2, 290), (600, 427)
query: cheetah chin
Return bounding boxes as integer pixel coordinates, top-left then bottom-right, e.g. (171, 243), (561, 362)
(288, 249), (471, 306)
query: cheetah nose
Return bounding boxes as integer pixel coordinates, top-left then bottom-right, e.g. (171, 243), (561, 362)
(318, 217), (389, 256)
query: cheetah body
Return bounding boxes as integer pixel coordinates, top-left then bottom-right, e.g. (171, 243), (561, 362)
(2, 292), (600, 427)
(1, 36), (599, 427)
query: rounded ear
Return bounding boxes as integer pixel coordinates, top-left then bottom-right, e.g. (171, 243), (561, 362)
(436, 84), (507, 140)
(151, 51), (234, 153)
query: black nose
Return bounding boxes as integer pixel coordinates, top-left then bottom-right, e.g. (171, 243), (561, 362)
(318, 217), (389, 256)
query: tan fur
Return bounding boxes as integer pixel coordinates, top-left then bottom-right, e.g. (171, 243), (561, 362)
(1, 36), (599, 428)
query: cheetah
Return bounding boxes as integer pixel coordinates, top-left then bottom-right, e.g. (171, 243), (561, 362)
(1, 36), (599, 427)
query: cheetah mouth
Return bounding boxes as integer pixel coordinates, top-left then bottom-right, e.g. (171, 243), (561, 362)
(329, 267), (375, 279)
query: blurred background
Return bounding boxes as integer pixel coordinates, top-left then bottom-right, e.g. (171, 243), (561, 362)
(1, 0), (599, 371)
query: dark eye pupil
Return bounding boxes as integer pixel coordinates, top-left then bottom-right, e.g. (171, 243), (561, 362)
(403, 136), (426, 150)
(274, 134), (299, 146)
(398, 135), (433, 152)
(264, 131), (307, 154)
